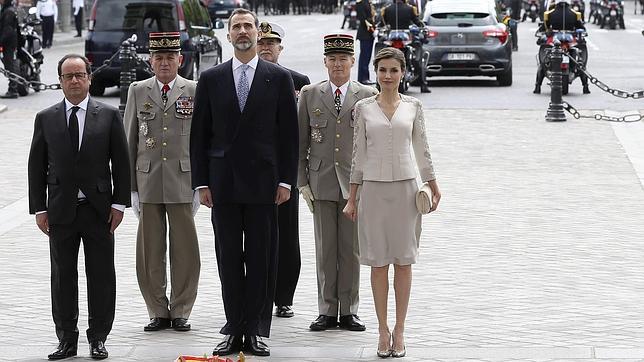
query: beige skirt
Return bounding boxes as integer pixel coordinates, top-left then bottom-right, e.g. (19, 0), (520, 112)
(357, 179), (421, 267)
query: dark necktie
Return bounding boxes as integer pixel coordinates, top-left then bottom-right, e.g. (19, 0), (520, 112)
(161, 83), (170, 105)
(334, 88), (342, 114)
(69, 106), (80, 154)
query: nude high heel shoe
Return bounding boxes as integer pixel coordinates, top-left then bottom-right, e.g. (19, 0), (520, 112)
(377, 330), (392, 358)
(391, 334), (406, 358)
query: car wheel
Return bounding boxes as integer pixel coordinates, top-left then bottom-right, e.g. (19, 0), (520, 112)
(89, 81), (106, 96)
(497, 64), (513, 86)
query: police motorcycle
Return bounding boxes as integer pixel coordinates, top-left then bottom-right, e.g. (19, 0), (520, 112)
(589, 0), (601, 23)
(342, 0), (359, 30)
(523, 0), (540, 22)
(571, 0), (585, 21)
(599, 0), (625, 29)
(535, 28), (587, 95)
(374, 24), (430, 93)
(2, 7), (44, 96)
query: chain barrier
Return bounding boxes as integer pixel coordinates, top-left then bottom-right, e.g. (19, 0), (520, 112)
(562, 101), (644, 122)
(569, 56), (644, 99)
(0, 46), (152, 92)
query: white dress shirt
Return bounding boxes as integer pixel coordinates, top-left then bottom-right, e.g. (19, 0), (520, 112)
(73, 0), (83, 15)
(329, 81), (350, 105)
(156, 77), (176, 92)
(36, 0), (58, 21)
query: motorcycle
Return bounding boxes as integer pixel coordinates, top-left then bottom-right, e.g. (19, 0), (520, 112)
(599, 0), (625, 29)
(341, 0), (358, 30)
(499, 1), (519, 51)
(571, 0), (585, 21)
(589, 0), (601, 23)
(523, 0), (540, 22)
(536, 29), (587, 95)
(374, 24), (429, 93)
(15, 7), (43, 96)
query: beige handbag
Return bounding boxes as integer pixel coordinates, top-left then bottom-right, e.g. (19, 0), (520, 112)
(415, 183), (432, 214)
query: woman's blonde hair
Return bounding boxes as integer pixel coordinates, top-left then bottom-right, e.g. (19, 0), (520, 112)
(373, 47), (406, 72)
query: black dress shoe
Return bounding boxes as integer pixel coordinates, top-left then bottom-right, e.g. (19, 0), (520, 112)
(533, 85), (541, 94)
(172, 318), (191, 331)
(144, 317), (171, 331)
(48, 342), (77, 360)
(89, 341), (108, 360)
(275, 305), (294, 318)
(0, 92), (18, 99)
(309, 315), (337, 331)
(583, 86), (591, 94)
(243, 335), (270, 356)
(213, 334), (243, 356)
(339, 314), (366, 331)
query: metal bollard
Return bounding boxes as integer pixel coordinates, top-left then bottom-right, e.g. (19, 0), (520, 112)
(546, 39), (567, 122)
(119, 35), (138, 118)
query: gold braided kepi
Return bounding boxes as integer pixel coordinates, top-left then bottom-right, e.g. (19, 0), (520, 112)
(149, 32), (181, 52)
(323, 34), (354, 55)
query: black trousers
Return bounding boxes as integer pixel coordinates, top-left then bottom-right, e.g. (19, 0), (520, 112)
(48, 203), (116, 344)
(274, 188), (300, 307)
(358, 38), (374, 83)
(41, 15), (54, 47)
(74, 8), (83, 36)
(1, 46), (17, 93)
(211, 202), (278, 338)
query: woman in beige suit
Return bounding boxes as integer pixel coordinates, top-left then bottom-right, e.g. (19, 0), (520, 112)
(343, 47), (441, 358)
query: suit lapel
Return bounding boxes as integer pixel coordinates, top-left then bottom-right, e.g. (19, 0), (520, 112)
(165, 76), (186, 111)
(147, 78), (165, 110)
(240, 59), (271, 120)
(319, 81), (337, 116)
(79, 98), (99, 157)
(55, 101), (72, 152)
(339, 81), (358, 119)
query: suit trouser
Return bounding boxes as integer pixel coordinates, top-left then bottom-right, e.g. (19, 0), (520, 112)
(274, 187), (301, 306)
(41, 15), (54, 47)
(313, 197), (360, 317)
(1, 47), (17, 93)
(48, 203), (115, 344)
(358, 38), (374, 83)
(136, 203), (200, 319)
(212, 203), (278, 338)
(74, 8), (83, 36)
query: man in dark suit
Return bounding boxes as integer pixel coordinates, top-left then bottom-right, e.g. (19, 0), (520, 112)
(256, 20), (310, 319)
(190, 9), (298, 357)
(27, 54), (131, 360)
(356, 0), (376, 84)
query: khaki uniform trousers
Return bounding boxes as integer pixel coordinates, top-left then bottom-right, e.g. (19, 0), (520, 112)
(136, 203), (200, 319)
(313, 195), (360, 317)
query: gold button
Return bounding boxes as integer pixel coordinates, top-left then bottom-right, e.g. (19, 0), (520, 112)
(163, 127), (168, 131)
(162, 142), (167, 146)
(162, 157), (167, 161)
(164, 112), (168, 116)
(334, 148), (339, 152)
(336, 134), (340, 138)
(337, 120), (341, 124)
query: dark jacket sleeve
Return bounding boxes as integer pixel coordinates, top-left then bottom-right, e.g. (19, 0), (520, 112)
(276, 70), (299, 187)
(0, 7), (18, 47)
(27, 112), (48, 214)
(109, 108), (131, 206)
(190, 71), (213, 189)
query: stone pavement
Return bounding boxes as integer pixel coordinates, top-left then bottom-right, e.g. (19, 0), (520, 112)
(2, 107), (644, 361)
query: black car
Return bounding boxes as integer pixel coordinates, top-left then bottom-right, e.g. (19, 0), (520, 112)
(205, 0), (249, 20)
(423, 0), (513, 86)
(86, 0), (224, 96)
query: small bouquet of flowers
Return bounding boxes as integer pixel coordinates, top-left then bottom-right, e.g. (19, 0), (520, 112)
(175, 352), (245, 362)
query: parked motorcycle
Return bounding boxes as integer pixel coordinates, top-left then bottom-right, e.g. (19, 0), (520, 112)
(536, 29), (587, 95)
(341, 0), (358, 30)
(523, 0), (540, 22)
(599, 0), (625, 29)
(571, 0), (585, 21)
(374, 24), (429, 93)
(15, 7), (43, 96)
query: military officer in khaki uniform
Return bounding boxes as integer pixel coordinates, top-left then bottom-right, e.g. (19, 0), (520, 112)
(298, 34), (377, 332)
(124, 32), (200, 333)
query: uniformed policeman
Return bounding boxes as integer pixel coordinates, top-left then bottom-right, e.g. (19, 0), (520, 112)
(380, 0), (424, 30)
(298, 34), (378, 332)
(534, 0), (590, 94)
(356, 0), (376, 84)
(123, 32), (201, 333)
(256, 21), (311, 319)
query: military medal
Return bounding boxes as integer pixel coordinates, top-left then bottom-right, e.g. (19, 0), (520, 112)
(143, 102), (152, 111)
(311, 129), (324, 143)
(176, 96), (194, 115)
(313, 108), (322, 117)
(139, 122), (149, 137)
(145, 137), (156, 149)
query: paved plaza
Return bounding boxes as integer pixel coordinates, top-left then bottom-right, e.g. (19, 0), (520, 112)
(1, 8), (644, 362)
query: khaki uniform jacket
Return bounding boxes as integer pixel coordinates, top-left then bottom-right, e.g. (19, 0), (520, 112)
(124, 75), (197, 203)
(297, 80), (378, 201)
